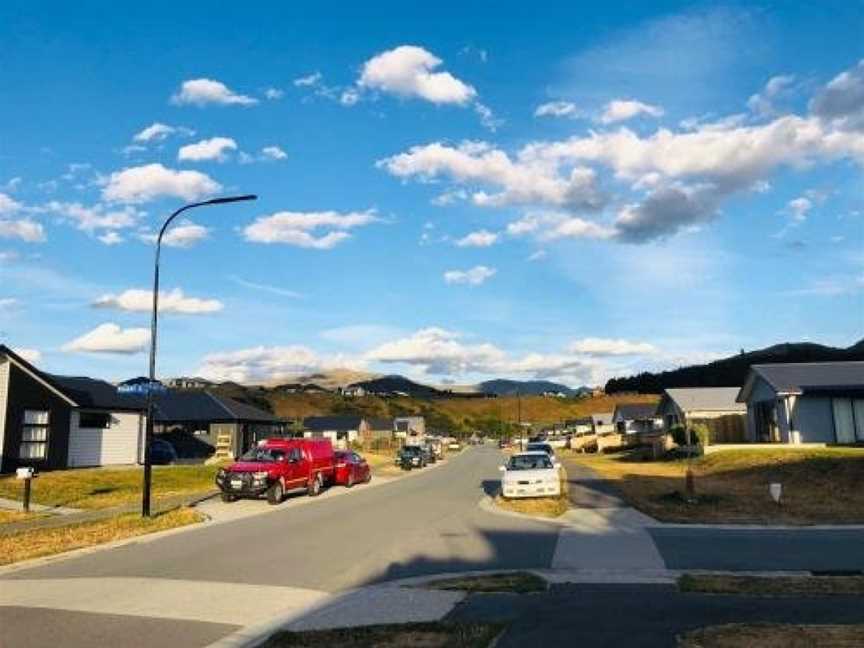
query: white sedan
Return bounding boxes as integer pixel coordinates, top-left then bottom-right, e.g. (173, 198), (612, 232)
(499, 451), (561, 499)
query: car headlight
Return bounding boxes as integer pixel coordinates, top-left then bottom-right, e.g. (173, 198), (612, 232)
(253, 471), (268, 481)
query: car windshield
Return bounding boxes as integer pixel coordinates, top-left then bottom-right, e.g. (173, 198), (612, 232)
(508, 455), (553, 471)
(239, 447), (286, 462)
(402, 447), (421, 454)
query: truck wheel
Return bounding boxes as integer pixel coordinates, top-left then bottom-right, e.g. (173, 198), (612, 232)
(267, 481), (284, 505)
(221, 492), (236, 503)
(308, 473), (323, 497)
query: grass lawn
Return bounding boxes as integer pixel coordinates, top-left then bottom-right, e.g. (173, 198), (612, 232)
(0, 464), (221, 510)
(0, 507), (204, 565)
(494, 466), (571, 518)
(566, 448), (864, 524)
(423, 571), (547, 594)
(677, 623), (864, 647)
(262, 622), (502, 648)
(363, 450), (405, 478)
(679, 574), (864, 596)
(0, 510), (48, 524)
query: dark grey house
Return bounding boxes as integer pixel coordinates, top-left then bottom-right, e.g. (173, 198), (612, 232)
(737, 362), (864, 444)
(0, 346), (146, 473)
(612, 403), (662, 435)
(301, 416), (364, 448)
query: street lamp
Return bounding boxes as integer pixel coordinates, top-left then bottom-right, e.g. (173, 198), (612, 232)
(142, 194), (257, 517)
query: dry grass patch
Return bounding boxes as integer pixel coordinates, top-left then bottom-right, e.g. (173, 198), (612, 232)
(0, 510), (48, 524)
(0, 507), (203, 565)
(567, 448), (864, 524)
(424, 571), (547, 594)
(678, 623), (864, 647)
(364, 451), (405, 478)
(0, 464), (221, 510)
(262, 622), (502, 648)
(679, 574), (864, 596)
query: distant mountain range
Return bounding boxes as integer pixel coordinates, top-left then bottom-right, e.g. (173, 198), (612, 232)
(604, 339), (864, 394)
(476, 379), (587, 397)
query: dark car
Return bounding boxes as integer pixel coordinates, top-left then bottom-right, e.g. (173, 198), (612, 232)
(396, 445), (426, 470)
(421, 445), (437, 464)
(150, 438), (177, 465)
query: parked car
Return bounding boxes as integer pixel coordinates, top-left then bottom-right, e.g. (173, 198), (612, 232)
(498, 451), (561, 499)
(396, 445), (426, 470)
(150, 438), (177, 465)
(334, 450), (371, 487)
(421, 444), (437, 464)
(216, 438), (335, 505)
(525, 442), (557, 463)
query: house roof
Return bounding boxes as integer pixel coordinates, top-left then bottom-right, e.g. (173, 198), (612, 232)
(0, 345), (79, 406)
(151, 390), (280, 423)
(663, 387), (746, 413)
(49, 375), (147, 411)
(738, 361), (864, 401)
(366, 417), (394, 431)
(302, 415), (363, 431)
(613, 403), (659, 421)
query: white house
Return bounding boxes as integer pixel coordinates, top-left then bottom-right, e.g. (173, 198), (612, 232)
(657, 387), (747, 431)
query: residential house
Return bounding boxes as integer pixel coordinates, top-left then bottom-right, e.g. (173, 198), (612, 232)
(590, 412), (615, 435)
(612, 403), (662, 435)
(0, 346), (146, 473)
(302, 415), (365, 448)
(657, 387), (747, 443)
(363, 417), (394, 443)
(152, 390), (284, 460)
(565, 417), (594, 435)
(737, 362), (864, 445)
(166, 377), (214, 389)
(394, 416), (426, 441)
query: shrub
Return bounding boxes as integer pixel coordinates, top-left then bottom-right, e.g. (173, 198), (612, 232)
(691, 422), (711, 447)
(670, 425), (689, 447)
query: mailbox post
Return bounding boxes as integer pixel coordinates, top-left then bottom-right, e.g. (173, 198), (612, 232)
(16, 467), (36, 512)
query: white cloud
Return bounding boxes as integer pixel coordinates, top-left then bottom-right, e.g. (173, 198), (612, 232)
(243, 209), (378, 249)
(506, 212), (615, 241)
(455, 230), (498, 247)
(810, 59), (864, 131)
(138, 219), (209, 248)
(98, 232), (124, 245)
(0, 297), (17, 309)
(133, 122), (193, 143)
(378, 141), (606, 212)
(261, 145), (287, 160)
(264, 87), (284, 100)
(568, 337), (657, 356)
(747, 75), (796, 118)
(535, 101), (579, 119)
(294, 72), (323, 87)
(0, 192), (22, 214)
(340, 88), (360, 106)
(45, 201), (141, 233)
(0, 218), (45, 242)
(177, 137), (238, 162)
(93, 288), (223, 314)
(600, 99), (665, 123)
(358, 45), (476, 105)
(171, 78), (258, 106)
(527, 249), (547, 262)
(195, 345), (360, 383)
(227, 275), (302, 298)
(443, 265), (496, 285)
(13, 347), (41, 363)
(62, 323), (150, 354)
(102, 163), (221, 203)
(787, 197), (812, 223)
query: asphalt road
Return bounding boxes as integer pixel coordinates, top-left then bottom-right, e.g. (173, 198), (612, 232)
(0, 446), (559, 647)
(2, 446), (863, 648)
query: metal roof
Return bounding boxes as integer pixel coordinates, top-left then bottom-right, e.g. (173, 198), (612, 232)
(49, 375), (146, 411)
(613, 403), (659, 420)
(663, 387), (746, 412)
(743, 361), (864, 399)
(151, 390), (280, 423)
(302, 416), (363, 431)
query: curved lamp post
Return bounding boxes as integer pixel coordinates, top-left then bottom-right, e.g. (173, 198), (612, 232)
(142, 194), (257, 517)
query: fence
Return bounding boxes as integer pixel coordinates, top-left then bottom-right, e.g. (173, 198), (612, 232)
(691, 415), (747, 445)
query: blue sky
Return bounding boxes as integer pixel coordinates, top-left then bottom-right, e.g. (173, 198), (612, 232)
(0, 1), (862, 386)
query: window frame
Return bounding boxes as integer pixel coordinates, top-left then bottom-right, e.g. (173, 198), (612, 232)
(20, 409), (50, 461)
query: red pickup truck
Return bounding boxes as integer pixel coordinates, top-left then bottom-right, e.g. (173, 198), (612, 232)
(215, 438), (335, 504)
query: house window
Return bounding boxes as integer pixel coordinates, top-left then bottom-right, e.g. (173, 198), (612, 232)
(832, 398), (864, 443)
(20, 410), (49, 460)
(79, 412), (111, 429)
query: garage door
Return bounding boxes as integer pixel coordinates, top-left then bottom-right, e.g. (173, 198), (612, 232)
(68, 411), (143, 467)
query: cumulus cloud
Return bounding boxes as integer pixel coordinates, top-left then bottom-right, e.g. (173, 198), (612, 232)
(177, 137), (238, 162)
(261, 145), (287, 160)
(62, 323), (150, 354)
(535, 101), (579, 119)
(810, 59), (864, 131)
(13, 347), (41, 363)
(506, 212), (616, 241)
(44, 201), (141, 233)
(358, 45), (476, 105)
(294, 72), (323, 87)
(786, 196), (812, 223)
(98, 232), (124, 245)
(171, 78), (258, 106)
(92, 288), (223, 314)
(264, 87), (284, 100)
(747, 75), (796, 118)
(443, 265), (496, 285)
(138, 219), (209, 248)
(0, 218), (45, 242)
(568, 337), (657, 356)
(195, 345), (359, 383)
(102, 163), (221, 203)
(600, 99), (664, 123)
(455, 230), (498, 247)
(0, 192), (22, 214)
(133, 122), (193, 143)
(243, 209), (377, 249)
(378, 141), (606, 212)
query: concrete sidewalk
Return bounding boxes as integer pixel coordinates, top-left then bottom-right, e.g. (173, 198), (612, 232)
(0, 496), (80, 516)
